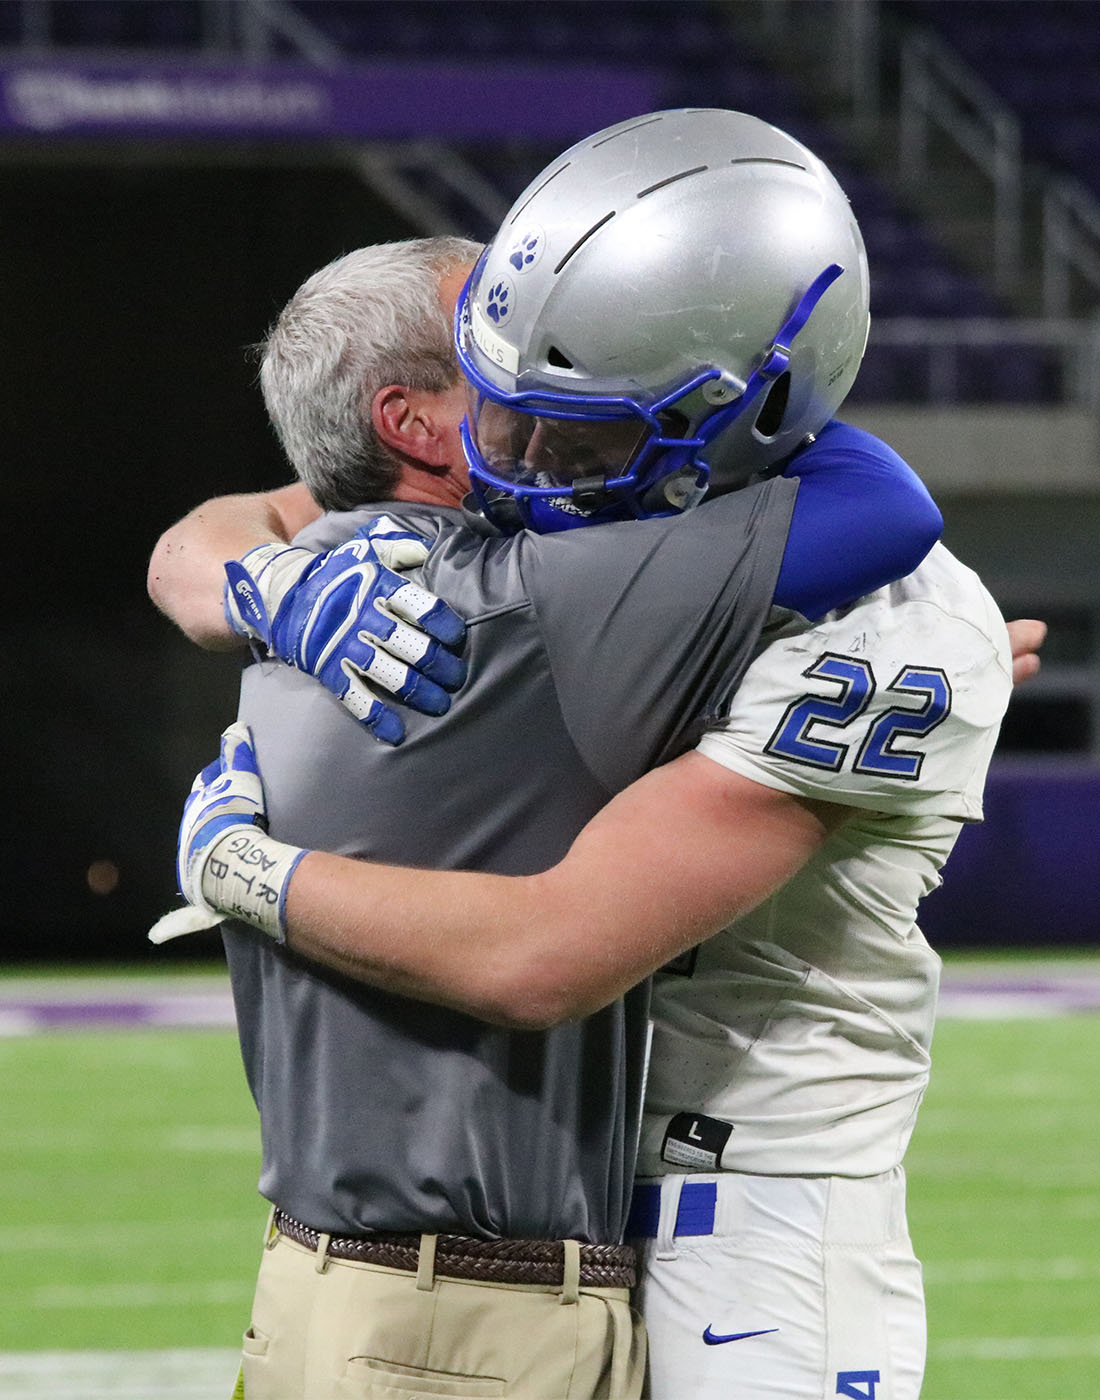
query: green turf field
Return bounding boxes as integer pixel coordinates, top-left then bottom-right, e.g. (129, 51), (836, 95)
(909, 1012), (1100, 1398)
(0, 1023), (260, 1354)
(1, 959), (1098, 1398)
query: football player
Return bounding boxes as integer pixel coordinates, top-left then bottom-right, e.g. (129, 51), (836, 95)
(155, 111), (1038, 1399)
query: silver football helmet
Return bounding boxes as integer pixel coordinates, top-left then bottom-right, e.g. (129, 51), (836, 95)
(457, 108), (871, 532)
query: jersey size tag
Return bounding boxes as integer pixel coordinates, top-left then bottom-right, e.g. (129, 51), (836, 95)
(661, 1112), (734, 1169)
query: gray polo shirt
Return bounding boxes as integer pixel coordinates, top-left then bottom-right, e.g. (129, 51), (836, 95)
(222, 478), (796, 1243)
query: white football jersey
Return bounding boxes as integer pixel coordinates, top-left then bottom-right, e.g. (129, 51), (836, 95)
(638, 545), (1012, 1178)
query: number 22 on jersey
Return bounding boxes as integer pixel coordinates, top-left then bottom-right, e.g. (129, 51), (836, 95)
(764, 652), (951, 782)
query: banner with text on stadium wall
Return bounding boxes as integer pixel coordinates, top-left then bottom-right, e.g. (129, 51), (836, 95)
(0, 58), (668, 142)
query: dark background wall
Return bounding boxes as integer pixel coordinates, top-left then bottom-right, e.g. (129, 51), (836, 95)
(1, 156), (414, 961)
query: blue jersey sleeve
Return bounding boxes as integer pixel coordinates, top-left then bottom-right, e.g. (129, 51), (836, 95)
(774, 420), (942, 620)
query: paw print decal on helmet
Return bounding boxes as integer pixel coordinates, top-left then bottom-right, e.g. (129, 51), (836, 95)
(508, 228), (543, 273)
(485, 277), (514, 325)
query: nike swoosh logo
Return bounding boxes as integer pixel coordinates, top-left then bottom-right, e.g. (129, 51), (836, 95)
(702, 1326), (779, 1346)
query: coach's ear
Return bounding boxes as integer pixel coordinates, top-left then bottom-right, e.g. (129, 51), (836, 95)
(371, 384), (457, 469)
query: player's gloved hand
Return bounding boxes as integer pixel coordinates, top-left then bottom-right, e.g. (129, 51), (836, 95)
(149, 723), (307, 945)
(223, 515), (467, 745)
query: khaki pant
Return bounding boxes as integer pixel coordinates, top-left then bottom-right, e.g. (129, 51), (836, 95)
(235, 1223), (646, 1400)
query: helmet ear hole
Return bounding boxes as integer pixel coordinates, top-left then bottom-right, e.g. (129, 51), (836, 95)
(753, 371), (791, 439)
(546, 345), (574, 370)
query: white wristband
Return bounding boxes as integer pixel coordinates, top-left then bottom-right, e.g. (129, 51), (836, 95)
(199, 826), (307, 941)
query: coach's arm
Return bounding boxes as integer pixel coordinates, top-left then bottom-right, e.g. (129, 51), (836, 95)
(147, 482), (321, 648)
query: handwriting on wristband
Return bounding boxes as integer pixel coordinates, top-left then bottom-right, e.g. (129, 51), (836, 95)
(225, 833), (279, 871)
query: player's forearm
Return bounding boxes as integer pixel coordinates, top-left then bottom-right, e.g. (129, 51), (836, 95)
(147, 484), (320, 648)
(177, 743), (837, 1028)
(284, 853), (591, 1028)
(283, 756), (840, 1030)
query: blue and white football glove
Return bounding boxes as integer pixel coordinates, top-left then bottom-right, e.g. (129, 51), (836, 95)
(149, 723), (306, 945)
(223, 515), (466, 745)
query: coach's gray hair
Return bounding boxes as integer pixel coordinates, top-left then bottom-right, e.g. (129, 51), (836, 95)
(259, 236), (483, 511)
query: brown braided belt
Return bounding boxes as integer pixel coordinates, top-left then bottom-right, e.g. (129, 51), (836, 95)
(273, 1208), (636, 1289)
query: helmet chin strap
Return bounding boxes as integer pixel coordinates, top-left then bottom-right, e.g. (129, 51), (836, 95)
(569, 475), (615, 512)
(475, 486), (526, 533)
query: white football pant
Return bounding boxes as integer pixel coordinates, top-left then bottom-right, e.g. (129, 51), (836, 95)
(631, 1168), (925, 1400)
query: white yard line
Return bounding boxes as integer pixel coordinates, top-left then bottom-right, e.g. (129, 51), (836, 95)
(925, 1255), (1100, 1283)
(0, 1217), (253, 1253)
(937, 992), (1070, 1019)
(0, 1350), (241, 1400)
(28, 1280), (252, 1310)
(933, 1335), (1100, 1360)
